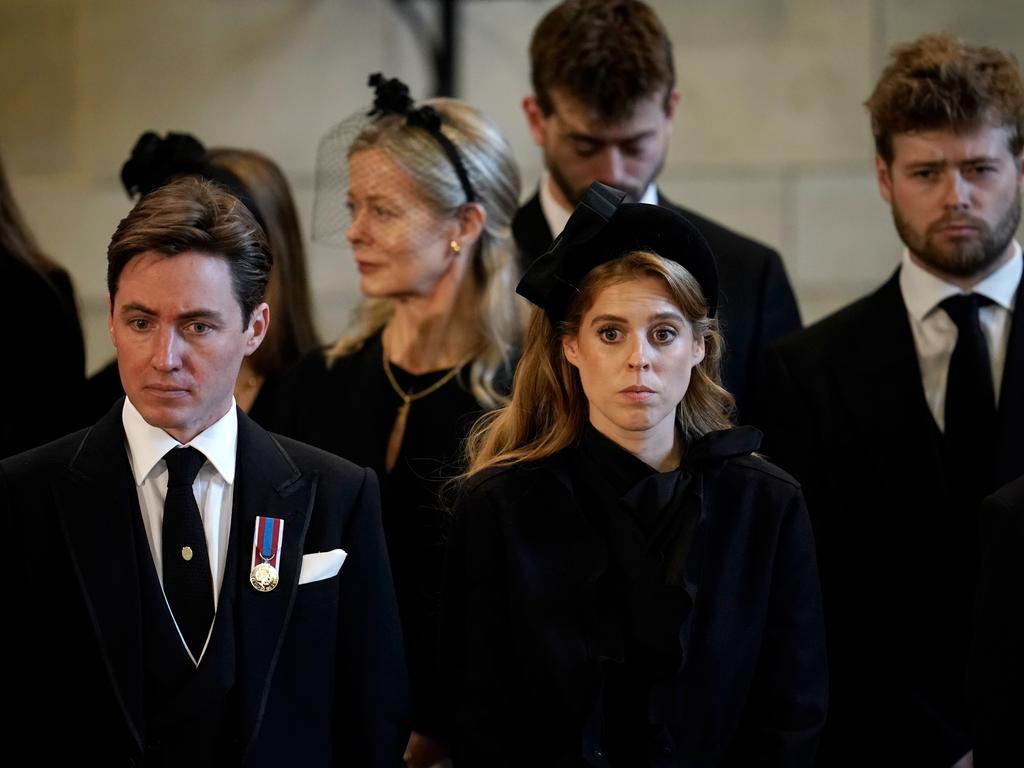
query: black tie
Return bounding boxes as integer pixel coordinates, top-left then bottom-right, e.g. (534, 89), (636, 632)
(162, 446), (214, 659)
(940, 293), (997, 505)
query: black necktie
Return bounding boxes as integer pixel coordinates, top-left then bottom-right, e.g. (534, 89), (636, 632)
(940, 293), (997, 505)
(162, 446), (214, 659)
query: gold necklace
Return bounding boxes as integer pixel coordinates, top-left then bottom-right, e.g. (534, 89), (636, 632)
(382, 344), (467, 473)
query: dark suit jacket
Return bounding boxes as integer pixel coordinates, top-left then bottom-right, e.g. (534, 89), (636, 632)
(441, 443), (826, 767)
(513, 191), (802, 425)
(0, 401), (411, 766)
(762, 270), (1024, 766)
(970, 473), (1024, 766)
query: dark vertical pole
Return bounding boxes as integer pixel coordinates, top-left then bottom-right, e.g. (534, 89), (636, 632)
(434, 0), (458, 96)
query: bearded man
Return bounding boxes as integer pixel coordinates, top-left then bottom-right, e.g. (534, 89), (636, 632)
(764, 33), (1024, 768)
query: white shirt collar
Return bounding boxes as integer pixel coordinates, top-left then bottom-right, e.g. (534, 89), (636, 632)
(539, 172), (659, 240)
(122, 397), (238, 486)
(899, 240), (1021, 322)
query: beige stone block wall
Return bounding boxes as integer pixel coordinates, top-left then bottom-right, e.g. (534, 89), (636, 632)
(2, 0), (1022, 371)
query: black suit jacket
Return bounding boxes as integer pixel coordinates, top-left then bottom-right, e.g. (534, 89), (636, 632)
(762, 270), (1024, 766)
(970, 473), (1024, 766)
(513, 191), (802, 425)
(441, 443), (826, 767)
(0, 402), (411, 766)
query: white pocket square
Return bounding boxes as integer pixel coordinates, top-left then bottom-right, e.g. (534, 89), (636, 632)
(298, 549), (347, 585)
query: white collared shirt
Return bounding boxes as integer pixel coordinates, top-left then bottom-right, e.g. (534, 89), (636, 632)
(539, 172), (659, 240)
(899, 242), (1021, 431)
(122, 397), (238, 663)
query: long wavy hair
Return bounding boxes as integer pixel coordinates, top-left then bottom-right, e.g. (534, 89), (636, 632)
(466, 251), (735, 475)
(326, 98), (523, 408)
(0, 154), (62, 275)
(205, 148), (320, 376)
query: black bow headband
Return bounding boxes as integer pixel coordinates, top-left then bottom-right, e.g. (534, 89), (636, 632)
(366, 73), (477, 203)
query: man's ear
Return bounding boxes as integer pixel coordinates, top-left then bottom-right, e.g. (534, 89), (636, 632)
(876, 154), (894, 204)
(107, 292), (116, 348)
(244, 303), (270, 356)
(663, 88), (681, 122)
(523, 95), (548, 148)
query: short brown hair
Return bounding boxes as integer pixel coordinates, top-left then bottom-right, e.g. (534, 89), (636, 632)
(867, 33), (1024, 163)
(107, 176), (271, 327)
(530, 0), (675, 121)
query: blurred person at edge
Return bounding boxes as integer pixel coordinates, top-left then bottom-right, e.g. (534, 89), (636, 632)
(0, 151), (85, 458)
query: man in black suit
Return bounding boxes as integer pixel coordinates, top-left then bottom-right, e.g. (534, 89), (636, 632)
(0, 177), (410, 765)
(514, 0), (801, 423)
(764, 34), (1024, 767)
(970, 473), (1024, 766)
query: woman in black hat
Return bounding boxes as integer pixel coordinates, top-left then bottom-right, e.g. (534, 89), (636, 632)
(441, 183), (827, 767)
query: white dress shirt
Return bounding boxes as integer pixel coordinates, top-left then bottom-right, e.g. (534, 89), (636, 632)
(122, 397), (238, 663)
(899, 242), (1021, 431)
(539, 171), (659, 240)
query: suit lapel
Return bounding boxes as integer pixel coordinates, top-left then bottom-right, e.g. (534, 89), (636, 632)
(233, 412), (316, 757)
(831, 272), (947, 503)
(995, 273), (1024, 486)
(54, 403), (145, 750)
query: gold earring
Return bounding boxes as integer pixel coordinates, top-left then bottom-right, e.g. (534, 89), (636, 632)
(450, 240), (461, 255)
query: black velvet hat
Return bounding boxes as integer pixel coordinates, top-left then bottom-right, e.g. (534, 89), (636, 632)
(516, 182), (719, 320)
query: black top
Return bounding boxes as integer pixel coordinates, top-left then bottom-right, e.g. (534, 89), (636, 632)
(269, 332), (501, 739)
(0, 253), (85, 459)
(442, 425), (826, 767)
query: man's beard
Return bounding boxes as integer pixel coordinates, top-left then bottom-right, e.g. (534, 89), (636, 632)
(893, 188), (1021, 278)
(546, 153), (666, 207)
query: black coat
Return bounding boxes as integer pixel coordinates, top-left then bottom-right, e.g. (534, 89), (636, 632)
(0, 402), (411, 766)
(761, 270), (1024, 766)
(0, 253), (85, 458)
(441, 428), (827, 767)
(512, 191), (802, 426)
(970, 473), (1024, 767)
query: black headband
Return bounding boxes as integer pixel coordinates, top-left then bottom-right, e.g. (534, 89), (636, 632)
(367, 73), (477, 204)
(516, 182), (719, 320)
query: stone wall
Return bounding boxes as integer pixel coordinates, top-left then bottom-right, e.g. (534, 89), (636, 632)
(2, 0), (1021, 371)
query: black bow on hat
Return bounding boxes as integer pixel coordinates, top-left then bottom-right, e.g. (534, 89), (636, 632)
(516, 182), (719, 321)
(119, 131), (267, 231)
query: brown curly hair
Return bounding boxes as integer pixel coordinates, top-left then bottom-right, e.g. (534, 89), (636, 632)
(866, 33), (1024, 163)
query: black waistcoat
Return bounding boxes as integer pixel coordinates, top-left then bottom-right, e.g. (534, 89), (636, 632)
(130, 489), (242, 767)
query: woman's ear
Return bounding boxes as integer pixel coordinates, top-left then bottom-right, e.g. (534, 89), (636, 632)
(453, 202), (486, 252)
(562, 334), (580, 369)
(692, 332), (706, 367)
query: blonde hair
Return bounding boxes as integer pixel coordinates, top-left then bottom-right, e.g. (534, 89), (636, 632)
(466, 251), (734, 475)
(326, 98), (523, 408)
